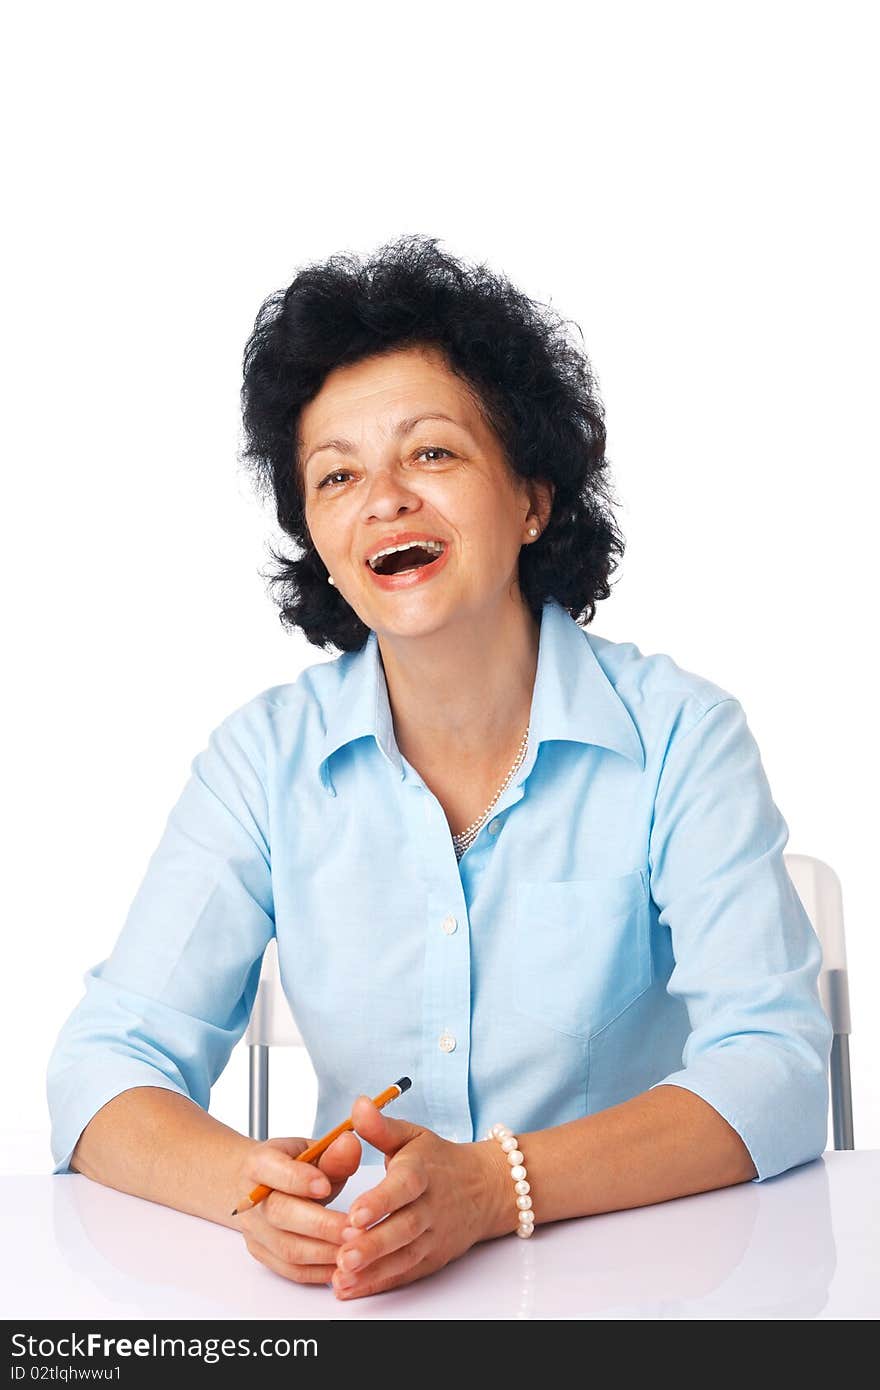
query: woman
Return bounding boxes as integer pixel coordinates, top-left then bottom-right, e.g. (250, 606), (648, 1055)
(47, 234), (832, 1301)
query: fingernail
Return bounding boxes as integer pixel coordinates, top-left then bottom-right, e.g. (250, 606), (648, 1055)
(341, 1225), (360, 1242)
(352, 1207), (371, 1226)
(310, 1178), (329, 1195)
(342, 1249), (362, 1270)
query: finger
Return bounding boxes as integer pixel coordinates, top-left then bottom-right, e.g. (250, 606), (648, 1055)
(256, 1220), (345, 1267)
(336, 1198), (430, 1276)
(344, 1158), (428, 1237)
(244, 1231), (338, 1286)
(348, 1094), (423, 1159)
(258, 1190), (351, 1246)
(239, 1143), (333, 1205)
(334, 1239), (435, 1300)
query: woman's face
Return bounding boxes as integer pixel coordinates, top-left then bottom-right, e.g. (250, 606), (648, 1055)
(299, 344), (550, 640)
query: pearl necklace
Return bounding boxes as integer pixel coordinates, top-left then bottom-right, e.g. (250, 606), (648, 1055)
(451, 725), (530, 860)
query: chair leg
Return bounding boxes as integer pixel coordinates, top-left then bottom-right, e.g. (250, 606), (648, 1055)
(830, 1034), (854, 1150)
(249, 1044), (269, 1141)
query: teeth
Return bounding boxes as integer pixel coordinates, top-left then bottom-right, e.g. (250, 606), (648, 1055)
(368, 539), (445, 571)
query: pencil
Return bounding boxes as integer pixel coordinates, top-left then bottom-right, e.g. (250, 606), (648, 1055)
(231, 1076), (412, 1215)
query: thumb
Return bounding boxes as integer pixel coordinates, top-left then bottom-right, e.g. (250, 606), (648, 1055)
(349, 1094), (424, 1157)
(262, 1136), (312, 1160)
(263, 1131), (361, 1203)
(316, 1129), (362, 1185)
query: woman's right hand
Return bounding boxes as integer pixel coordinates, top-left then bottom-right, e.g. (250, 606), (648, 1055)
(233, 1131), (363, 1285)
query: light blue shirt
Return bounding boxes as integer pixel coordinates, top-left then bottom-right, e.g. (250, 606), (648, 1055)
(47, 598), (832, 1180)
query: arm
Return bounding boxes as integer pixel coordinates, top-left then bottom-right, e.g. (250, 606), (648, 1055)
(47, 705), (274, 1184)
(643, 695), (831, 1183)
(53, 701), (365, 1280)
(70, 1084), (364, 1268)
(481, 1082), (756, 1237)
(70, 1085), (257, 1231)
(486, 695), (830, 1230)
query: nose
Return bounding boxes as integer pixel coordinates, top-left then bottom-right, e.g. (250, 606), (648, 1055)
(359, 467), (424, 522)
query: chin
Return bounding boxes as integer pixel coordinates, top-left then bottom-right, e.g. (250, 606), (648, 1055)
(367, 595), (464, 641)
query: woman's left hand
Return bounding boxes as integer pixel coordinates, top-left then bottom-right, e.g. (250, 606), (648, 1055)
(331, 1095), (504, 1300)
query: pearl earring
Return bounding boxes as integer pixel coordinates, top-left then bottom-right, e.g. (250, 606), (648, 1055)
(327, 575), (335, 586)
(527, 527), (538, 538)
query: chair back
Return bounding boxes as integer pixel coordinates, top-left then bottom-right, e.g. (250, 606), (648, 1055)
(784, 853), (851, 1035)
(784, 852), (854, 1151)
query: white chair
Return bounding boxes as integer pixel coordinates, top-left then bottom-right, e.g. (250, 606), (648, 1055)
(243, 938), (303, 1141)
(784, 853), (854, 1150)
(243, 854), (855, 1150)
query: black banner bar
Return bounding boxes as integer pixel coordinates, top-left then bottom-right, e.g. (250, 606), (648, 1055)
(3, 1319), (557, 1379)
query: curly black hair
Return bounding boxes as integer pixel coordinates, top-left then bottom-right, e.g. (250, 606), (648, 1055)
(238, 233), (625, 653)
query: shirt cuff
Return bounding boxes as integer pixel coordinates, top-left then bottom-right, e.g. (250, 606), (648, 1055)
(48, 1060), (192, 1175)
(649, 1050), (828, 1184)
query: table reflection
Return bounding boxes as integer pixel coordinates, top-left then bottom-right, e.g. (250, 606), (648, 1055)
(51, 1157), (835, 1319)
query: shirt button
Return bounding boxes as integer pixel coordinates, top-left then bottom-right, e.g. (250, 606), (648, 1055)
(441, 914), (458, 935)
(488, 818), (502, 835)
(439, 1032), (456, 1053)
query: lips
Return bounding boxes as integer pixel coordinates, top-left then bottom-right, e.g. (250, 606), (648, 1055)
(363, 532), (449, 567)
(364, 537), (451, 591)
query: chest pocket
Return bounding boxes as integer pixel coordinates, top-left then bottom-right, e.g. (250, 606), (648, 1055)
(512, 869), (652, 1040)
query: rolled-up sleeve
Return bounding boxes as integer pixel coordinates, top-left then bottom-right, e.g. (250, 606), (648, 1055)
(647, 696), (832, 1182)
(46, 707), (275, 1174)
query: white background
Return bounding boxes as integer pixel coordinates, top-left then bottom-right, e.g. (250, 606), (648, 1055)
(2, 1), (876, 1173)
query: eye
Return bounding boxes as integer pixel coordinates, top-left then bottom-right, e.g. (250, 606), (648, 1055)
(414, 446), (453, 462)
(316, 470), (353, 490)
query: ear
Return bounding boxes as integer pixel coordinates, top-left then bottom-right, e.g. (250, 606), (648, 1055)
(530, 477), (555, 531)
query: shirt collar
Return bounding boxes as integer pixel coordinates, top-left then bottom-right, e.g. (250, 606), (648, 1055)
(317, 597), (644, 796)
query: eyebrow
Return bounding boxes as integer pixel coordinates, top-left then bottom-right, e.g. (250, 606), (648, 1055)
(303, 413), (468, 469)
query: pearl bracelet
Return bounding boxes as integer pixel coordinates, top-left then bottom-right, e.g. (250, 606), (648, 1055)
(486, 1122), (535, 1237)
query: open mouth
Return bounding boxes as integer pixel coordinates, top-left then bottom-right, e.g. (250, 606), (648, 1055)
(367, 540), (446, 576)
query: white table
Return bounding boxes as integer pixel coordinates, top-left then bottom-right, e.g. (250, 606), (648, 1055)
(2, 1152), (877, 1320)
